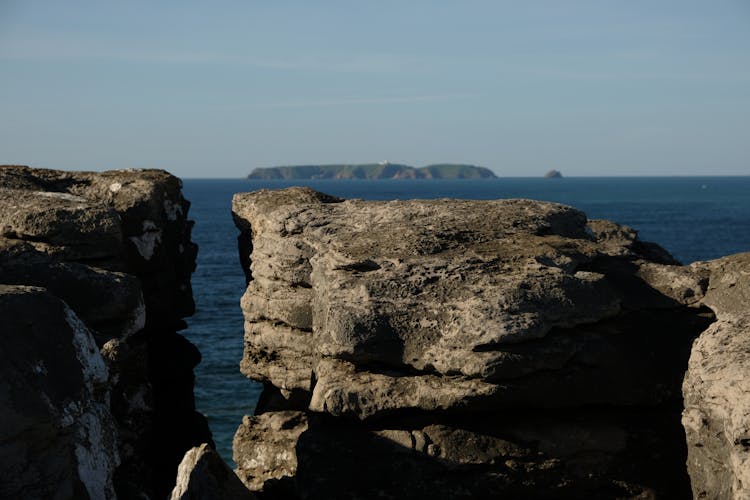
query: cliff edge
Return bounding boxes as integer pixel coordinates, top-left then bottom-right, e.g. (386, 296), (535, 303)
(0, 165), (211, 500)
(232, 187), (748, 499)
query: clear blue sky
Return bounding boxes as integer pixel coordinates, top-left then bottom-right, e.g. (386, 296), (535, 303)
(1, 0), (748, 177)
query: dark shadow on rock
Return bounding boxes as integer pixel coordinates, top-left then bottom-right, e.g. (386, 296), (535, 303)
(289, 408), (694, 500)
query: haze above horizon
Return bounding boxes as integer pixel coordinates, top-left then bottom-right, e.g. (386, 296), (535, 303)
(1, 1), (748, 177)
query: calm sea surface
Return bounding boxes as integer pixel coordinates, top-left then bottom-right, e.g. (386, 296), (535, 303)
(181, 177), (750, 462)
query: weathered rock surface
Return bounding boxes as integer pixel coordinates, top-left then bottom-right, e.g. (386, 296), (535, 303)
(682, 253), (750, 500)
(171, 443), (256, 500)
(0, 165), (197, 326)
(0, 165), (208, 500)
(233, 412), (308, 495)
(232, 187), (730, 498)
(0, 285), (119, 500)
(0, 238), (145, 340)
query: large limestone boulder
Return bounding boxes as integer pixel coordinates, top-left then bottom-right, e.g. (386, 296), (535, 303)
(682, 253), (750, 499)
(0, 165), (197, 327)
(232, 188), (710, 415)
(0, 285), (119, 500)
(231, 188), (717, 498)
(0, 165), (206, 500)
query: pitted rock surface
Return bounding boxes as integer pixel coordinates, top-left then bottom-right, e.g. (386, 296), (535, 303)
(231, 187), (724, 498)
(682, 252), (750, 500)
(232, 188), (707, 418)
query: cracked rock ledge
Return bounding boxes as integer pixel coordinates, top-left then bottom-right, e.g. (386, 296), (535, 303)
(231, 187), (749, 500)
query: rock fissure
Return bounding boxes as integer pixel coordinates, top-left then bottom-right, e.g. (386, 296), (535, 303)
(3, 175), (747, 500)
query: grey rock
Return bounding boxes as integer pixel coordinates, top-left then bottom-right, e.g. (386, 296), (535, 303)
(0, 165), (197, 326)
(0, 165), (204, 500)
(0, 187), (123, 262)
(0, 237), (145, 341)
(233, 412), (308, 494)
(240, 321), (314, 393)
(232, 188), (710, 418)
(0, 285), (119, 500)
(171, 443), (256, 500)
(231, 187), (722, 498)
(234, 409), (689, 499)
(682, 252), (750, 500)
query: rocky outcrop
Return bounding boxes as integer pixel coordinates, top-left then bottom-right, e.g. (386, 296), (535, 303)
(233, 412), (308, 496)
(0, 285), (119, 500)
(682, 253), (750, 499)
(231, 187), (725, 498)
(171, 444), (256, 500)
(0, 165), (209, 499)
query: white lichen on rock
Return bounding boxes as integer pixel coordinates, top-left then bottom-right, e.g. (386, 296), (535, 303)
(64, 305), (119, 500)
(128, 219), (162, 260)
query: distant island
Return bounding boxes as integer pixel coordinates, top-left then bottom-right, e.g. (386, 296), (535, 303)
(247, 162), (497, 180)
(544, 169), (563, 179)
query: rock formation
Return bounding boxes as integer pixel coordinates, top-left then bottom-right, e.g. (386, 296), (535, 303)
(3, 169), (746, 499)
(232, 187), (747, 499)
(171, 444), (256, 500)
(0, 284), (119, 500)
(682, 253), (750, 499)
(0, 165), (210, 499)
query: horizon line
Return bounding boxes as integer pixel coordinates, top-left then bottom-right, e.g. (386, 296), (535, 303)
(182, 174), (750, 180)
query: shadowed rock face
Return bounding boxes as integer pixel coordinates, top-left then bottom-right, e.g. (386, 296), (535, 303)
(0, 165), (209, 500)
(0, 285), (119, 500)
(231, 187), (729, 498)
(171, 443), (257, 500)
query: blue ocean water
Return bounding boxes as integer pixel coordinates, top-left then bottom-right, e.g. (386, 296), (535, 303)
(181, 177), (750, 462)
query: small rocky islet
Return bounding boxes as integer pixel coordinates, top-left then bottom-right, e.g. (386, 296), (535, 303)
(1, 165), (748, 499)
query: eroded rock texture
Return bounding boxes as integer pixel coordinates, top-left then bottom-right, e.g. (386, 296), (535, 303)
(0, 165), (209, 499)
(231, 187), (728, 499)
(682, 253), (750, 499)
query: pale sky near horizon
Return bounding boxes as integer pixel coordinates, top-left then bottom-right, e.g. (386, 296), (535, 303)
(1, 1), (748, 178)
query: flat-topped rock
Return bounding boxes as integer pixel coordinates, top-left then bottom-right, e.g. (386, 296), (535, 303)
(0, 165), (204, 500)
(0, 187), (123, 262)
(231, 187), (724, 498)
(232, 187), (707, 419)
(0, 165), (197, 325)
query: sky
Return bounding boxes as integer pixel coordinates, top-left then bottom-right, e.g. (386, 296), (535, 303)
(1, 0), (748, 178)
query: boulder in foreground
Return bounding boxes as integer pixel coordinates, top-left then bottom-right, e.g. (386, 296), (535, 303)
(232, 187), (735, 499)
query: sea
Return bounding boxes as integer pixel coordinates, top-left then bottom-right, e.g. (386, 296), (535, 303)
(181, 176), (750, 463)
